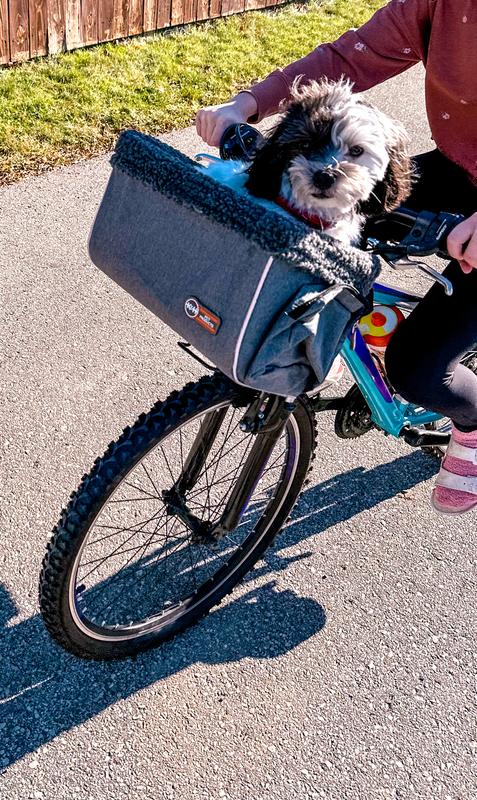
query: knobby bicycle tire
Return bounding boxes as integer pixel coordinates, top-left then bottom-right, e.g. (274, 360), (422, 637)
(39, 373), (317, 660)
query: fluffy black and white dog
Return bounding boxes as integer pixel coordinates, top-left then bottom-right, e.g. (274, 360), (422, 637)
(245, 78), (413, 246)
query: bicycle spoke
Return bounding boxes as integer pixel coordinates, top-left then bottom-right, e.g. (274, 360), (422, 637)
(160, 444), (177, 484)
(140, 464), (162, 498)
(86, 511), (176, 620)
(78, 510), (168, 580)
(123, 480), (160, 500)
(109, 496), (164, 504)
(88, 518), (166, 545)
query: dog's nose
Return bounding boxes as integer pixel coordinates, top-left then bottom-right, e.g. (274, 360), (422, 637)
(313, 170), (336, 190)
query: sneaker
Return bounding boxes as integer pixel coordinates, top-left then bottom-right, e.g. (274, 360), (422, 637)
(431, 425), (477, 515)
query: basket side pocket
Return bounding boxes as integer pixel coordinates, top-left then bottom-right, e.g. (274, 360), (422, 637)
(244, 285), (366, 397)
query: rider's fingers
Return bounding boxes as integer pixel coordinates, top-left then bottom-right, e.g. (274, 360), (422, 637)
(447, 213), (477, 263)
(462, 232), (477, 270)
(210, 121), (225, 149)
(461, 250), (477, 271)
(195, 109), (204, 139)
(205, 119), (222, 148)
(204, 115), (219, 147)
(196, 109), (216, 144)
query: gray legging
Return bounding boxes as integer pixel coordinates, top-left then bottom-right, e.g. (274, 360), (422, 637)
(384, 149), (477, 432)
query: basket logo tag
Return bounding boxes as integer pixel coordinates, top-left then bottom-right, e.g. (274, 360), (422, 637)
(184, 297), (221, 335)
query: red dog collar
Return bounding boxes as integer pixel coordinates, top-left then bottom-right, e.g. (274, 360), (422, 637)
(275, 195), (334, 231)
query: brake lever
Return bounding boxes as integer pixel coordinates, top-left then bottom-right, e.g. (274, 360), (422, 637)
(367, 240), (453, 296)
(387, 255), (454, 296)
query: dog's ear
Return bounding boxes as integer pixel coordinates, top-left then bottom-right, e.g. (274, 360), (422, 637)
(381, 145), (414, 212)
(359, 114), (414, 217)
(245, 122), (290, 200)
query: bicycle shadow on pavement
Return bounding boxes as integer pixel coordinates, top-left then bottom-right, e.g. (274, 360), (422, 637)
(253, 448), (437, 578)
(0, 582), (324, 769)
(0, 450), (436, 769)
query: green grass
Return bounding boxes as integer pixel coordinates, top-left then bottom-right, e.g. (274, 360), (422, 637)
(0, 0), (383, 183)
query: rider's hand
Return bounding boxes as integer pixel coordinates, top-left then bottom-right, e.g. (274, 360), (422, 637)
(195, 93), (258, 148)
(447, 212), (477, 274)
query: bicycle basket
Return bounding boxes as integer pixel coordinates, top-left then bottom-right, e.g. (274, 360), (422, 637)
(88, 130), (381, 397)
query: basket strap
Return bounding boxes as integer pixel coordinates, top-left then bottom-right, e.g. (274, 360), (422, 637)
(447, 439), (477, 464)
(435, 467), (477, 495)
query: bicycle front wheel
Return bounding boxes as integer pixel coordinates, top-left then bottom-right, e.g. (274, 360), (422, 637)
(39, 373), (316, 659)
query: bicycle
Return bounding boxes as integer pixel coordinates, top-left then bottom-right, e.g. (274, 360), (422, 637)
(39, 126), (477, 660)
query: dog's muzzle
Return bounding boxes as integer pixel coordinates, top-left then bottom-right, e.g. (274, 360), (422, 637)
(313, 170), (337, 191)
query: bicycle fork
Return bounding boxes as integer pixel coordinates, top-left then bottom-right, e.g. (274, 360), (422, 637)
(162, 394), (296, 543)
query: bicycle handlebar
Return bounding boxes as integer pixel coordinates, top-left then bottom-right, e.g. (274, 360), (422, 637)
(365, 209), (465, 296)
(219, 123), (265, 161)
(365, 208), (464, 260)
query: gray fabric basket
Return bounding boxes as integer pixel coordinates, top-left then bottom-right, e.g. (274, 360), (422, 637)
(88, 130), (381, 397)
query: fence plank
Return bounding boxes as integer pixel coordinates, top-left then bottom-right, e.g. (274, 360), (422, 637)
(170, 0), (182, 25)
(156, 0), (170, 29)
(0, 0), (10, 62)
(47, 0), (65, 52)
(143, 0), (155, 31)
(195, 0), (207, 21)
(9, 0), (29, 60)
(29, 0), (48, 55)
(65, 0), (82, 48)
(98, 0), (127, 41)
(111, 0), (127, 38)
(127, 0), (141, 34)
(181, 0), (196, 24)
(99, 0), (124, 40)
(81, 0), (98, 43)
(221, 0), (244, 16)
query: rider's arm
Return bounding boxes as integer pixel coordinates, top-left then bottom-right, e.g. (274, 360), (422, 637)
(246, 0), (435, 122)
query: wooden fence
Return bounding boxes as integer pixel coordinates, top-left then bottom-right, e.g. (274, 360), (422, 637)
(0, 0), (280, 64)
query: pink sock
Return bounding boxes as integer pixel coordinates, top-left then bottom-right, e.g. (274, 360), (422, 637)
(433, 425), (477, 511)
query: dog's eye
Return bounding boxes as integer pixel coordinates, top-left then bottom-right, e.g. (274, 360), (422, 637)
(349, 145), (364, 158)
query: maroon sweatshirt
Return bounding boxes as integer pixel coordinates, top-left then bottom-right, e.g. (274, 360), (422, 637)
(248, 0), (477, 182)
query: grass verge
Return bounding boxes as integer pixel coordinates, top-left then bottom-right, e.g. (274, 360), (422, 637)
(0, 0), (383, 184)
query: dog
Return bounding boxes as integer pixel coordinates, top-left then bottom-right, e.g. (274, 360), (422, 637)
(245, 78), (413, 246)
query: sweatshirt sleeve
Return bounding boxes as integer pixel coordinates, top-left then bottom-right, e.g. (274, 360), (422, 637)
(247, 0), (435, 121)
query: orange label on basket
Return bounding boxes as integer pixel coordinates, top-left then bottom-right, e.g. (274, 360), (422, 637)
(184, 297), (222, 335)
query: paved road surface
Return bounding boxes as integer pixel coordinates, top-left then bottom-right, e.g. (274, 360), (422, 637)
(1, 65), (476, 800)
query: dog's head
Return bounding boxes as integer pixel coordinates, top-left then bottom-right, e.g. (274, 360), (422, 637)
(246, 78), (413, 217)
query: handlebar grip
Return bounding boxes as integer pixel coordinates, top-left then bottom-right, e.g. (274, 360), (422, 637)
(434, 212), (466, 256)
(405, 210), (466, 258)
(219, 123), (265, 162)
(366, 208), (466, 263)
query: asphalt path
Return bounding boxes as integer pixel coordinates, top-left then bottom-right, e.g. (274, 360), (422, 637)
(1, 65), (476, 800)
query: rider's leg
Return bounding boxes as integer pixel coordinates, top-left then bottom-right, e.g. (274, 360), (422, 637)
(384, 149), (477, 513)
(385, 261), (477, 513)
(404, 149), (477, 216)
(385, 259), (477, 428)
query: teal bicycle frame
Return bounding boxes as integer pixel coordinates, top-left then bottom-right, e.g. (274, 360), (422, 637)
(341, 281), (442, 438)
